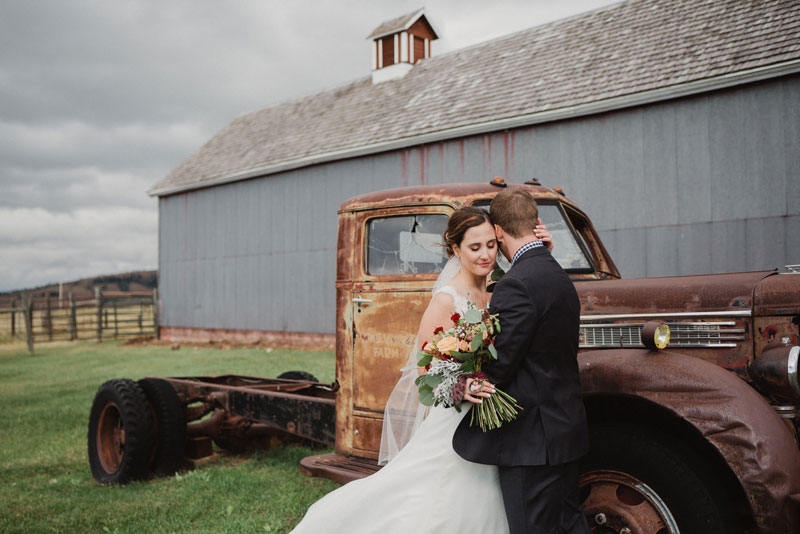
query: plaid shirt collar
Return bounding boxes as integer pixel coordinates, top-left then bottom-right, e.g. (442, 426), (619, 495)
(511, 240), (544, 266)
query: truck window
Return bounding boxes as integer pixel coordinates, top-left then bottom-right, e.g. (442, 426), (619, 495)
(367, 214), (449, 275)
(539, 203), (593, 271)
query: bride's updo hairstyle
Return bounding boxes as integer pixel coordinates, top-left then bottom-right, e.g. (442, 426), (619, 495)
(443, 207), (493, 257)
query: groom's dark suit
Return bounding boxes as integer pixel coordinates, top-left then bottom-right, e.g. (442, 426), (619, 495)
(453, 244), (589, 533)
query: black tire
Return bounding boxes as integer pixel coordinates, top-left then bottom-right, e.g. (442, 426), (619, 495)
(137, 378), (186, 477)
(87, 378), (154, 485)
(580, 423), (742, 534)
(277, 370), (318, 382)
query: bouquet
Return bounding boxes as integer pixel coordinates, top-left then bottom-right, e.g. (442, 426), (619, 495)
(415, 304), (521, 431)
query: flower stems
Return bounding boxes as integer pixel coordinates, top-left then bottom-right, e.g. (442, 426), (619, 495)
(470, 387), (522, 431)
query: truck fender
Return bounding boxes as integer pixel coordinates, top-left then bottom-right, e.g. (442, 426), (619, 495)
(578, 348), (800, 532)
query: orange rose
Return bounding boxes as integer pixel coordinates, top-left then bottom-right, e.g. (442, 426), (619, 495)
(436, 336), (460, 354)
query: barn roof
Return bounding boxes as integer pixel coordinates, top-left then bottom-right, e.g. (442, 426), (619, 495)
(366, 8), (436, 40)
(150, 0), (800, 197)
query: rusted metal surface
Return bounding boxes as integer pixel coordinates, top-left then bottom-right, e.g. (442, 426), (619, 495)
(95, 403), (127, 476)
(338, 181), (512, 213)
(754, 273), (800, 317)
(336, 200), (439, 458)
(299, 452), (382, 485)
(575, 271), (779, 373)
(162, 376), (336, 450)
(580, 470), (675, 533)
(575, 271), (773, 316)
(580, 349), (800, 533)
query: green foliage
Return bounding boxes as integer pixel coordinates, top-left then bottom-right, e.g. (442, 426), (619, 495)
(490, 268), (505, 283)
(0, 340), (338, 533)
(416, 372), (442, 407)
(463, 308), (483, 324)
(418, 386), (434, 407)
(416, 351), (432, 368)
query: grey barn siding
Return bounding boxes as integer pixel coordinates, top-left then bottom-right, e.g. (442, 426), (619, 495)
(158, 74), (800, 335)
(159, 168), (345, 334)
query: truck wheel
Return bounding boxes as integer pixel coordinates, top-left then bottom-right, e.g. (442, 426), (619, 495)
(88, 379), (154, 484)
(580, 423), (742, 534)
(137, 378), (186, 477)
(277, 370), (318, 382)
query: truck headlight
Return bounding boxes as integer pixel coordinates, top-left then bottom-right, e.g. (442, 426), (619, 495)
(642, 321), (670, 350)
(750, 344), (800, 402)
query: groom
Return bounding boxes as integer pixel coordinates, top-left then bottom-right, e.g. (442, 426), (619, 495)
(454, 187), (590, 533)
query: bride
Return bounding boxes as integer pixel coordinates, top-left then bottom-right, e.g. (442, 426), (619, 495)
(290, 207), (551, 533)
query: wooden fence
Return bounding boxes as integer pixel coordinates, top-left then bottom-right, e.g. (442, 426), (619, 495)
(0, 289), (158, 351)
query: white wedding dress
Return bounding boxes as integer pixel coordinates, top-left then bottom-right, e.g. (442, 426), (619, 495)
(290, 286), (509, 533)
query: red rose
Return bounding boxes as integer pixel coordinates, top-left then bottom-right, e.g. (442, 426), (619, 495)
(451, 313), (461, 323)
(421, 340), (428, 350)
(433, 326), (444, 335)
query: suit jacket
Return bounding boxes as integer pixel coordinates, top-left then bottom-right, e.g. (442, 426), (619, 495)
(453, 245), (589, 466)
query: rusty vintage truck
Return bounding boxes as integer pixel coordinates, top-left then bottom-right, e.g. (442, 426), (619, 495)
(88, 180), (800, 533)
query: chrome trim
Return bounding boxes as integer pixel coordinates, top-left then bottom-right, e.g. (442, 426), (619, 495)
(667, 322), (745, 348)
(580, 320), (745, 349)
(581, 323), (645, 347)
(635, 482), (680, 534)
(581, 310), (751, 321)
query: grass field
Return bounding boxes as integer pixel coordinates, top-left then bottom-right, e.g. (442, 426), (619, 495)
(0, 339), (339, 533)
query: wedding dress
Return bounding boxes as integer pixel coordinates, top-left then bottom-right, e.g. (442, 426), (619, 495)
(290, 285), (509, 533)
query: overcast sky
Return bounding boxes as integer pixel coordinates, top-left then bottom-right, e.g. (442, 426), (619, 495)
(0, 0), (619, 292)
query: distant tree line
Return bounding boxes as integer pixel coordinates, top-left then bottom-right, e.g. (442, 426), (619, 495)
(0, 270), (158, 308)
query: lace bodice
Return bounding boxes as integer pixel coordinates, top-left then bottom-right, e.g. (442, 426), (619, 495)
(434, 285), (490, 314)
(433, 285), (474, 314)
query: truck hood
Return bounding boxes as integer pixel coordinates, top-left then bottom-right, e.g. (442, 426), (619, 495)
(574, 270), (793, 317)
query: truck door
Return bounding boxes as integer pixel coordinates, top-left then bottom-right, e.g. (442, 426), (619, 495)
(342, 208), (450, 458)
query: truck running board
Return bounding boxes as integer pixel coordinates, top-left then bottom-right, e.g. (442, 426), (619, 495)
(299, 452), (381, 485)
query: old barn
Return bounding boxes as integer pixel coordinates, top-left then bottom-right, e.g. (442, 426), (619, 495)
(149, 0), (800, 345)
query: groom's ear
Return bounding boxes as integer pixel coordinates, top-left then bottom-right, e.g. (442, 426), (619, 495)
(494, 224), (505, 241)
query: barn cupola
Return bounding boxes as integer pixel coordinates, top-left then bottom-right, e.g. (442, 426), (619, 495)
(367, 8), (439, 84)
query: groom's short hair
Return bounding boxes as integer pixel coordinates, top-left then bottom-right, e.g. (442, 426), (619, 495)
(490, 188), (539, 239)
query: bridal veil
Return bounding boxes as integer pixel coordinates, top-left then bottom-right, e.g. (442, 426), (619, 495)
(377, 256), (461, 464)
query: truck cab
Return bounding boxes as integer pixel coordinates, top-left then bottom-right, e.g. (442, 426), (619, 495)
(302, 179), (800, 534)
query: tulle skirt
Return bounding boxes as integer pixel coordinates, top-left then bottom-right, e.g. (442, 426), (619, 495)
(290, 405), (509, 533)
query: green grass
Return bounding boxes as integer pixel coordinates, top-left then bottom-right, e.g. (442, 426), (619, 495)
(0, 340), (339, 533)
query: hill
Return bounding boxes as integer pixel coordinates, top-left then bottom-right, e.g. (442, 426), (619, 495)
(0, 270), (158, 307)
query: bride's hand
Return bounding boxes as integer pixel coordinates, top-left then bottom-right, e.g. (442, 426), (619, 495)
(463, 377), (495, 404)
(535, 219), (553, 253)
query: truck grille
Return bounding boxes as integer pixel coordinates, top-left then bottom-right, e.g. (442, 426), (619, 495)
(580, 321), (745, 349)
